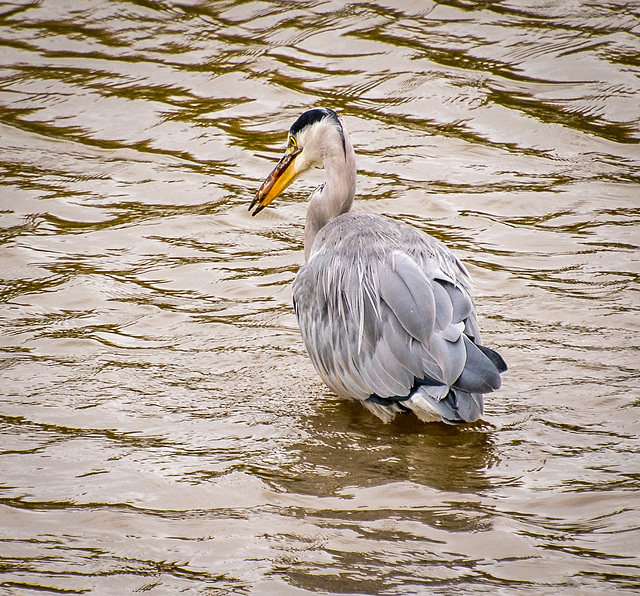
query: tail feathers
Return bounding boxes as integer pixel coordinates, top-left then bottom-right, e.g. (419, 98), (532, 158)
(477, 344), (508, 373)
(363, 397), (408, 423)
(363, 340), (506, 425)
(454, 337), (506, 394)
(453, 389), (484, 422)
(405, 385), (483, 424)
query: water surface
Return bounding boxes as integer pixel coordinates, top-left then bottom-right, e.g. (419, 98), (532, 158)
(1, 1), (639, 594)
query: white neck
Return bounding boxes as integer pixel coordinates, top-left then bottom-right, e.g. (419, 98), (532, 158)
(304, 130), (357, 260)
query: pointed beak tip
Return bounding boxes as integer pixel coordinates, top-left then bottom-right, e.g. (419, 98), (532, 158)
(249, 192), (263, 216)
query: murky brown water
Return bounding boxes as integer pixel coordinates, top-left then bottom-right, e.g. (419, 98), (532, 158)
(1, 1), (639, 594)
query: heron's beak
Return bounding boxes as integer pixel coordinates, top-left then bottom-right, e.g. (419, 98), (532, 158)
(249, 147), (301, 216)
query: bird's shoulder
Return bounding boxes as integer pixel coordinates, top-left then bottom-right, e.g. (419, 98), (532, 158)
(299, 212), (471, 291)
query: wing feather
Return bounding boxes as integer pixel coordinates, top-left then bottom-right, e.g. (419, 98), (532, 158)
(378, 251), (435, 345)
(292, 212), (506, 423)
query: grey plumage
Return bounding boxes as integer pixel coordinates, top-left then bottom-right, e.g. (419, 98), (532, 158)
(250, 108), (506, 424)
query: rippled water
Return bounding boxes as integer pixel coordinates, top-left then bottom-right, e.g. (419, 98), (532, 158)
(1, 1), (639, 594)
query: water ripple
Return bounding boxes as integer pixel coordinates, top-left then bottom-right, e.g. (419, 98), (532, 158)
(1, 0), (639, 594)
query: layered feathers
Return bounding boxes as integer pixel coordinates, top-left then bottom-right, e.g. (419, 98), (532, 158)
(293, 212), (506, 423)
(255, 108), (506, 424)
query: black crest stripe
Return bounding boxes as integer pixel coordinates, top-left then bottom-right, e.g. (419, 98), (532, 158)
(289, 108), (346, 157)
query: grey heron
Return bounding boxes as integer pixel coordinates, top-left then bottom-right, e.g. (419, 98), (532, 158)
(249, 108), (506, 424)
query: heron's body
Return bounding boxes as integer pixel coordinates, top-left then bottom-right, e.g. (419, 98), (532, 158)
(250, 108), (506, 424)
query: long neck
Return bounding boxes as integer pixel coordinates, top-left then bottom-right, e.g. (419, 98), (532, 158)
(304, 133), (356, 260)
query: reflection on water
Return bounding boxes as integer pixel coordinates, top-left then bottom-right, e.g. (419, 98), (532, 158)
(1, 0), (639, 594)
(289, 399), (497, 496)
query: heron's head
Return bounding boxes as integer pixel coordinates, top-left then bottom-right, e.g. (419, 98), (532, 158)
(249, 108), (347, 216)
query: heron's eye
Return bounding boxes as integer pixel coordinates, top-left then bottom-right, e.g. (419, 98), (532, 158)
(288, 136), (297, 150)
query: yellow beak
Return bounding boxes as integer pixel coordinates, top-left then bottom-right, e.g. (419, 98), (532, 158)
(249, 147), (302, 216)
